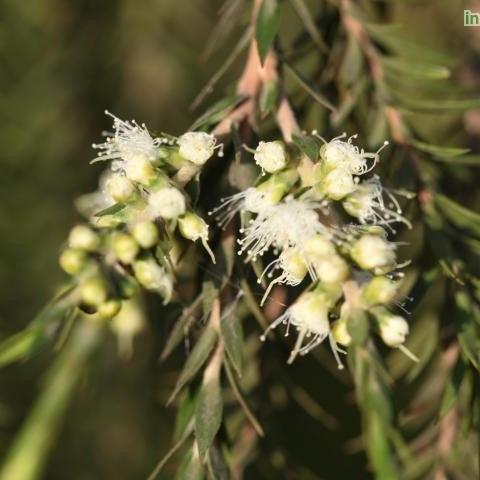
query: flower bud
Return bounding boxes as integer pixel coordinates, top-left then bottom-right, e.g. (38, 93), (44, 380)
(59, 248), (87, 275)
(313, 255), (349, 284)
(68, 225), (100, 252)
(133, 258), (173, 303)
(321, 167), (355, 200)
(281, 249), (308, 282)
(178, 213), (216, 264)
(254, 141), (287, 174)
(131, 221), (158, 249)
(106, 174), (136, 203)
(303, 234), (336, 259)
(112, 232), (139, 264)
(290, 291), (330, 337)
(331, 319), (351, 347)
(148, 186), (186, 219)
(342, 184), (375, 220)
(178, 131), (216, 165)
(351, 234), (396, 271)
(80, 276), (108, 307)
(378, 313), (409, 347)
(124, 155), (157, 185)
(96, 215), (122, 229)
(363, 276), (398, 306)
(98, 299), (122, 319)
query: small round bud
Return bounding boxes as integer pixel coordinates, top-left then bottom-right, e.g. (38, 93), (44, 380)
(80, 276), (108, 307)
(131, 221), (158, 249)
(343, 184), (375, 220)
(363, 276), (398, 306)
(96, 215), (122, 229)
(98, 299), (122, 319)
(124, 155), (157, 185)
(112, 232), (139, 264)
(321, 167), (355, 200)
(178, 131), (216, 165)
(117, 274), (138, 299)
(178, 213), (208, 241)
(148, 187), (186, 219)
(378, 314), (409, 347)
(59, 248), (87, 275)
(254, 141), (287, 173)
(303, 234), (336, 259)
(331, 319), (351, 347)
(133, 259), (173, 303)
(68, 225), (100, 252)
(351, 235), (396, 271)
(281, 249), (308, 282)
(106, 174), (136, 203)
(313, 255), (349, 284)
(290, 292), (330, 336)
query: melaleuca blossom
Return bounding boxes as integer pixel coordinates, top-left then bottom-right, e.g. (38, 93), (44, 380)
(60, 112), (221, 316)
(212, 134), (416, 365)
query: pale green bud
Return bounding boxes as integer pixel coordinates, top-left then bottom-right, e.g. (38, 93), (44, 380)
(96, 215), (122, 229)
(313, 255), (349, 284)
(59, 248), (87, 275)
(331, 319), (352, 347)
(68, 225), (100, 252)
(124, 155), (157, 185)
(98, 299), (122, 319)
(351, 235), (396, 271)
(131, 221), (158, 249)
(112, 232), (140, 264)
(133, 258), (173, 303)
(148, 186), (186, 219)
(303, 234), (336, 259)
(281, 249), (308, 282)
(80, 276), (108, 307)
(378, 313), (409, 347)
(321, 167), (355, 200)
(363, 276), (398, 306)
(106, 174), (136, 203)
(178, 213), (208, 241)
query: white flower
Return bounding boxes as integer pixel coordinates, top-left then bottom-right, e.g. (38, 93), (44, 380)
(321, 167), (355, 200)
(351, 234), (396, 271)
(318, 133), (388, 175)
(178, 212), (216, 264)
(343, 176), (411, 231)
(258, 248), (307, 306)
(378, 314), (409, 347)
(260, 289), (344, 367)
(237, 196), (328, 263)
(254, 141), (287, 174)
(92, 112), (162, 183)
(178, 131), (220, 165)
(148, 186), (186, 219)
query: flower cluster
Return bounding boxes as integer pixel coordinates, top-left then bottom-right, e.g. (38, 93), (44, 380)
(60, 112), (220, 322)
(212, 135), (415, 366)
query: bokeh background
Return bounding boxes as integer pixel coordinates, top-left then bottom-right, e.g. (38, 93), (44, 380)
(0, 0), (478, 478)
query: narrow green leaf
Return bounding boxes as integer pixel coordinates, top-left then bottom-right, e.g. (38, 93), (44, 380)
(435, 194), (480, 238)
(339, 33), (364, 87)
(190, 95), (248, 131)
(94, 203), (126, 217)
(292, 133), (320, 162)
(224, 358), (264, 436)
(175, 442), (205, 480)
(410, 140), (470, 158)
(202, 281), (218, 318)
(397, 96), (480, 113)
(167, 327), (218, 405)
(255, 0), (280, 64)
(284, 62), (336, 112)
(220, 314), (243, 377)
(347, 311), (369, 345)
(382, 57), (450, 80)
(207, 443), (229, 480)
(259, 79), (278, 117)
(288, 0), (327, 53)
(195, 378), (223, 460)
(0, 329), (40, 368)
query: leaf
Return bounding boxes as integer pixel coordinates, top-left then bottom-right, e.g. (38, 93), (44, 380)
(220, 314), (243, 377)
(439, 359), (466, 418)
(202, 281), (218, 318)
(284, 62), (336, 112)
(288, 0), (327, 53)
(94, 203), (126, 217)
(175, 442), (205, 480)
(381, 57), (450, 80)
(167, 327), (218, 405)
(195, 377), (223, 460)
(255, 0), (280, 64)
(174, 391), (197, 441)
(397, 96), (480, 113)
(435, 194), (480, 238)
(292, 133), (320, 162)
(207, 443), (229, 480)
(410, 140), (470, 158)
(454, 291), (480, 371)
(259, 79), (278, 118)
(347, 311), (369, 345)
(190, 95), (248, 131)
(339, 33), (364, 87)
(224, 358), (264, 436)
